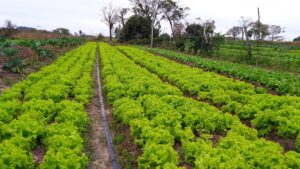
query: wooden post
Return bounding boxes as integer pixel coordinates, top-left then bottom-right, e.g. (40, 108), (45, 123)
(256, 7), (261, 66)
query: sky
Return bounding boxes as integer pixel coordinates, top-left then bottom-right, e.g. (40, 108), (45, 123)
(0, 0), (299, 41)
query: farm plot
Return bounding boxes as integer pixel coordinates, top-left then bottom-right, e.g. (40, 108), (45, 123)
(100, 42), (300, 168)
(138, 46), (300, 96)
(117, 46), (300, 141)
(0, 42), (96, 168)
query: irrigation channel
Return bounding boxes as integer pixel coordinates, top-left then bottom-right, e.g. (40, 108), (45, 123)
(95, 45), (120, 169)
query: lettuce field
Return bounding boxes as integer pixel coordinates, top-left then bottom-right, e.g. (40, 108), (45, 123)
(0, 42), (299, 168)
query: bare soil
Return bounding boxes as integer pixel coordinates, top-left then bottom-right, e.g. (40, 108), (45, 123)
(32, 146), (46, 165)
(105, 95), (141, 169)
(265, 131), (296, 152)
(174, 142), (193, 169)
(86, 67), (112, 169)
(0, 46), (73, 92)
(211, 133), (224, 147)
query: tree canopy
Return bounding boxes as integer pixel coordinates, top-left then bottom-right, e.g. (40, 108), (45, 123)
(118, 15), (158, 41)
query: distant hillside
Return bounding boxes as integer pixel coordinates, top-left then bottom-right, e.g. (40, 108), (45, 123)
(11, 29), (73, 40)
(16, 26), (36, 31)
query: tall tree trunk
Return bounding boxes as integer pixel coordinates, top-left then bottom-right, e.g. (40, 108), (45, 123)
(150, 20), (154, 48)
(241, 29), (244, 40)
(243, 26), (252, 58)
(109, 25), (112, 41)
(168, 20), (174, 38)
(121, 16), (125, 27)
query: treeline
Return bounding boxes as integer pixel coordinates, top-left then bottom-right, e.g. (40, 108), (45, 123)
(101, 0), (300, 57)
(0, 20), (93, 40)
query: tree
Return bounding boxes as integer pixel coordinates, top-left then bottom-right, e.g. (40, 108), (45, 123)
(293, 36), (300, 42)
(227, 26), (242, 39)
(249, 21), (270, 40)
(119, 8), (130, 27)
(79, 30), (83, 36)
(184, 20), (219, 55)
(185, 23), (202, 37)
(118, 15), (158, 41)
(0, 20), (17, 38)
(130, 0), (164, 48)
(269, 25), (284, 41)
(173, 22), (185, 38)
(239, 17), (253, 58)
(161, 0), (189, 38)
(102, 3), (120, 41)
(53, 28), (70, 36)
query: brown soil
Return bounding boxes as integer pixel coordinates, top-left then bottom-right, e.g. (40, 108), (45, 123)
(0, 66), (21, 92)
(265, 131), (296, 152)
(174, 142), (193, 169)
(0, 46), (73, 92)
(32, 146), (46, 165)
(240, 119), (252, 128)
(211, 133), (224, 147)
(86, 66), (112, 169)
(105, 96), (141, 169)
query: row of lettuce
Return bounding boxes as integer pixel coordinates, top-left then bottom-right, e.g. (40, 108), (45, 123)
(215, 44), (300, 73)
(119, 46), (300, 140)
(0, 42), (95, 168)
(138, 46), (300, 96)
(100, 42), (300, 168)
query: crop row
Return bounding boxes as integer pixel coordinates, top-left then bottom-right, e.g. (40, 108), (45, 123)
(218, 46), (300, 60)
(220, 43), (300, 57)
(118, 46), (300, 140)
(100, 43), (300, 168)
(138, 46), (300, 96)
(0, 42), (96, 168)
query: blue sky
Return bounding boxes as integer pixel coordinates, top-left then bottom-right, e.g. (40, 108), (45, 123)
(0, 0), (299, 41)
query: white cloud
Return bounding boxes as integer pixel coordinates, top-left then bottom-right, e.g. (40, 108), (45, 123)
(0, 0), (299, 40)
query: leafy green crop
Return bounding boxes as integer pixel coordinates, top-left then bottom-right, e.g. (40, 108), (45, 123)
(119, 46), (300, 139)
(0, 42), (96, 168)
(138, 46), (300, 96)
(100, 43), (300, 168)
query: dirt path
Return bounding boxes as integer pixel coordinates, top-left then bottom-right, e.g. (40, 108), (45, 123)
(86, 65), (112, 169)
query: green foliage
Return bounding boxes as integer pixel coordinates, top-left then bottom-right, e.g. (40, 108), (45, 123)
(294, 36), (300, 42)
(0, 99), (21, 123)
(1, 113), (46, 143)
(0, 139), (34, 169)
(0, 42), (96, 168)
(1, 47), (18, 57)
(39, 148), (88, 169)
(100, 42), (300, 168)
(44, 84), (70, 102)
(119, 15), (158, 41)
(3, 57), (25, 73)
(113, 98), (144, 125)
(22, 99), (56, 120)
(43, 124), (84, 152)
(113, 133), (125, 145)
(138, 143), (179, 169)
(139, 46), (300, 96)
(56, 100), (89, 132)
(139, 126), (174, 146)
(122, 46), (300, 138)
(184, 23), (223, 54)
(284, 151), (300, 168)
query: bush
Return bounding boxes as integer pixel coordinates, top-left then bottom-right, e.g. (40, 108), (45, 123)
(3, 58), (25, 73)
